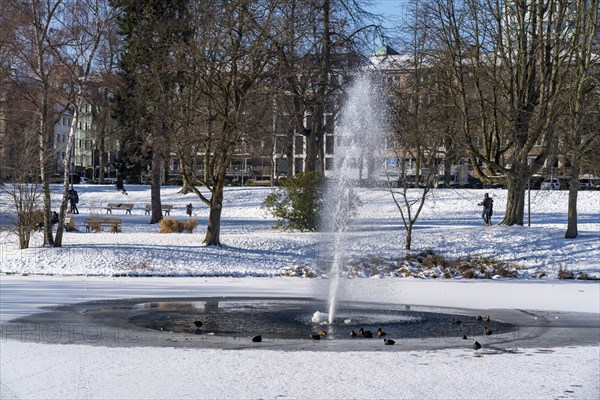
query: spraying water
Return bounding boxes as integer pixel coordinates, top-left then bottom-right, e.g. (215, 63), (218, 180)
(322, 75), (384, 325)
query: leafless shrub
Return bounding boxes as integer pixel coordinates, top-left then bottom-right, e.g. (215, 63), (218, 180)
(160, 218), (197, 233)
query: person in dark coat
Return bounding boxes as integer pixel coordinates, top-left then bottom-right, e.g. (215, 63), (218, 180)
(68, 189), (79, 214)
(50, 211), (59, 225)
(478, 193), (493, 226)
(115, 181), (127, 195)
(186, 203), (193, 217)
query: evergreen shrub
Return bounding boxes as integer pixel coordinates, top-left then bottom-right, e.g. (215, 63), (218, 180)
(262, 172), (324, 231)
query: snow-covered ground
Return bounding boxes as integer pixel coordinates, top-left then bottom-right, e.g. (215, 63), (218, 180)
(1, 185), (599, 399)
(0, 185), (599, 277)
(1, 276), (599, 399)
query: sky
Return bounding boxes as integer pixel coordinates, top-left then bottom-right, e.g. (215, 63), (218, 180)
(364, 0), (413, 50)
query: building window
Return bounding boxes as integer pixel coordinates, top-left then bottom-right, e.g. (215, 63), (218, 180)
(324, 117), (334, 134)
(294, 135), (304, 155)
(294, 158), (304, 174)
(325, 158), (334, 170)
(325, 135), (334, 155)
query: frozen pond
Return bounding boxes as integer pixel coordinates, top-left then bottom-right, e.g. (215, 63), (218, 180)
(2, 296), (597, 352)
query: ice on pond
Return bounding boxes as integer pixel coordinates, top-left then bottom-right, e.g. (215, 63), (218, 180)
(311, 311), (329, 325)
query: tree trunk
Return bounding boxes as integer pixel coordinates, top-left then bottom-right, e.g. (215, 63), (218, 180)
(180, 163), (192, 194)
(55, 104), (81, 247)
(305, 128), (317, 173)
(564, 154), (579, 238)
(54, 188), (69, 247)
(39, 95), (54, 247)
(179, 157), (196, 194)
(502, 175), (527, 225)
(304, 0), (330, 175)
(99, 132), (106, 183)
(203, 143), (211, 183)
(150, 125), (163, 223)
(204, 177), (224, 246)
(414, 147), (422, 187)
(405, 224), (412, 250)
(284, 126), (294, 178)
(162, 157), (169, 186)
(316, 133), (325, 174)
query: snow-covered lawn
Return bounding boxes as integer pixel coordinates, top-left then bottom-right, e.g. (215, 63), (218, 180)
(0, 185), (599, 277)
(1, 185), (598, 399)
(2, 339), (596, 400)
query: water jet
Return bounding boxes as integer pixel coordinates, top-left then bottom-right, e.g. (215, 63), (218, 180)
(322, 75), (385, 324)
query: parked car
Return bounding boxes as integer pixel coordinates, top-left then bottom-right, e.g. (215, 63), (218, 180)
(579, 179), (593, 189)
(465, 176), (483, 189)
(541, 178), (560, 190)
(529, 176), (545, 190)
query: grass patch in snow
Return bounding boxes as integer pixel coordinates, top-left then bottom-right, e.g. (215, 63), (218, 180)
(557, 266), (599, 280)
(281, 265), (317, 278)
(345, 250), (524, 279)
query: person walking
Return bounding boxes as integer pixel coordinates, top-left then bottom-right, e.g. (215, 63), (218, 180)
(68, 189), (79, 214)
(478, 193), (493, 226)
(186, 203), (193, 217)
(115, 180), (127, 195)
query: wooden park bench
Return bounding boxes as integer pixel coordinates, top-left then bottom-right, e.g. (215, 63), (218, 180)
(145, 204), (173, 216)
(106, 203), (134, 215)
(85, 217), (123, 233)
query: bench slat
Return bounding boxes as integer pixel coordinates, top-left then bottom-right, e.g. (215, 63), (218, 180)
(145, 204), (173, 209)
(144, 204), (173, 215)
(106, 203), (134, 215)
(85, 217), (123, 233)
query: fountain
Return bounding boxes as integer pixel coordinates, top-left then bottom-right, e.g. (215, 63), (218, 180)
(4, 296), (523, 349)
(321, 75), (385, 325)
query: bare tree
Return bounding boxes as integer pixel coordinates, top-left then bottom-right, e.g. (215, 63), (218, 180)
(0, 123), (43, 249)
(2, 0), (115, 246)
(271, 0), (380, 175)
(49, 0), (116, 246)
(562, 0), (599, 238)
(426, 0), (584, 225)
(384, 0), (449, 250)
(2, 1), (66, 246)
(173, 0), (280, 245)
